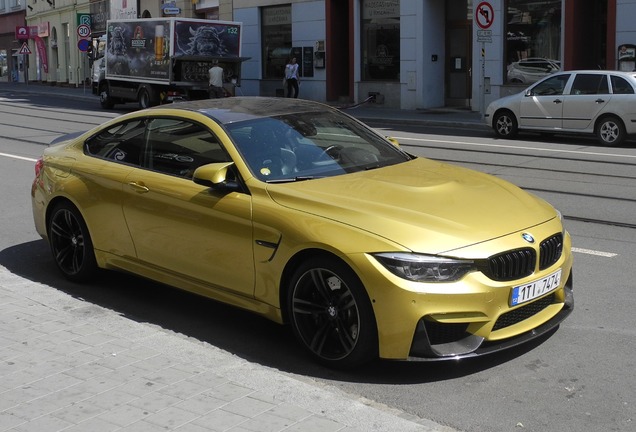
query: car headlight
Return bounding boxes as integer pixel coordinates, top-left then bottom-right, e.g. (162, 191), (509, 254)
(373, 253), (475, 282)
(555, 208), (568, 236)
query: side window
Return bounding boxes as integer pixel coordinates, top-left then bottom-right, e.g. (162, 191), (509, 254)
(571, 74), (609, 95)
(531, 74), (570, 96)
(144, 119), (231, 179)
(84, 120), (146, 166)
(610, 75), (635, 94)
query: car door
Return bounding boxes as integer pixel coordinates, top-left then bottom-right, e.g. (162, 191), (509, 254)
(80, 118), (147, 258)
(121, 117), (255, 296)
(519, 73), (571, 130)
(562, 73), (611, 131)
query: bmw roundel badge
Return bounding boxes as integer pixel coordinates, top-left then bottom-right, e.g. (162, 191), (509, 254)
(522, 233), (535, 243)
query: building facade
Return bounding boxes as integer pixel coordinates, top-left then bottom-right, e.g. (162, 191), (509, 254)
(236, 0), (636, 110)
(3, 0), (636, 112)
(0, 0), (27, 82)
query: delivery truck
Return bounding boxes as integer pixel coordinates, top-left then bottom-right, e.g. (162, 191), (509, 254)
(92, 18), (246, 109)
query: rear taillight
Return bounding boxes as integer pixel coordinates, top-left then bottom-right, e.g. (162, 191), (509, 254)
(34, 158), (43, 177)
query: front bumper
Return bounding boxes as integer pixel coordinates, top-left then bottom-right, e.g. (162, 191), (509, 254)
(407, 273), (573, 360)
(352, 217), (574, 360)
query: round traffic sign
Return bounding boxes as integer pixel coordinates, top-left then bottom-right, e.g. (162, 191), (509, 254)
(475, 2), (494, 29)
(77, 24), (91, 38)
(77, 38), (90, 52)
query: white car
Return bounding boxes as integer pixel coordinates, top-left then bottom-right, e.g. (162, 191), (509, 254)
(507, 58), (561, 84)
(485, 70), (636, 146)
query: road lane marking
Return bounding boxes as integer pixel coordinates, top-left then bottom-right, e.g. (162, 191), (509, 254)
(0, 152), (38, 162)
(396, 136), (636, 159)
(571, 247), (617, 258)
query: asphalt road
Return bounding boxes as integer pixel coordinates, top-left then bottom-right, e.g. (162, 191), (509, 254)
(1, 90), (635, 432)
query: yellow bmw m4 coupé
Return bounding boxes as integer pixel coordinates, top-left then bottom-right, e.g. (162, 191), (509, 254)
(32, 97), (573, 368)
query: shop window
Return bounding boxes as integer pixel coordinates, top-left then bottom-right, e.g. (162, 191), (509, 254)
(506, 1), (561, 84)
(361, 0), (400, 81)
(262, 5), (292, 80)
(0, 50), (7, 78)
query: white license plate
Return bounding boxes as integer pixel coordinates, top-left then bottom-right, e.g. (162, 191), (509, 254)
(510, 269), (562, 306)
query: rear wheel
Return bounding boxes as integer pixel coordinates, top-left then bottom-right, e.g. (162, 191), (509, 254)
(596, 116), (625, 146)
(48, 202), (98, 282)
(493, 110), (518, 139)
(287, 256), (378, 368)
(138, 86), (157, 109)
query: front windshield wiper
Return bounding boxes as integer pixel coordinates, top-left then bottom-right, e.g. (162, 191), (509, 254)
(266, 176), (323, 184)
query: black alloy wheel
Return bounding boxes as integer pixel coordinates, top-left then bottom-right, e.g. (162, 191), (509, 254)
(48, 202), (98, 282)
(288, 256), (377, 368)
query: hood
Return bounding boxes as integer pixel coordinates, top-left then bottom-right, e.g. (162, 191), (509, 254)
(267, 158), (556, 253)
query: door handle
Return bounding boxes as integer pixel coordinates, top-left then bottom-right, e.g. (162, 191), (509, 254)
(553, 99), (562, 104)
(128, 181), (149, 193)
(595, 98), (605, 104)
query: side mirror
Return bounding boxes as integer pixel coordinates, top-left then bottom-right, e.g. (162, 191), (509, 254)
(386, 137), (400, 147)
(192, 162), (239, 191)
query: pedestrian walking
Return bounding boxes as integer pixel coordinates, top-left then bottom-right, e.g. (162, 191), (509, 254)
(284, 57), (300, 98)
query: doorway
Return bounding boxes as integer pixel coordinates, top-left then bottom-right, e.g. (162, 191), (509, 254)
(565, 0), (610, 70)
(445, 0), (472, 107)
(326, 0), (351, 102)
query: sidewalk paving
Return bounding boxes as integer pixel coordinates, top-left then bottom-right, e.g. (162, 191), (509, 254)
(1, 81), (460, 431)
(0, 265), (457, 432)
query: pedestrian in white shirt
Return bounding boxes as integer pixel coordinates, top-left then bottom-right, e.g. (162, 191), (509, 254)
(208, 60), (225, 98)
(284, 57), (300, 98)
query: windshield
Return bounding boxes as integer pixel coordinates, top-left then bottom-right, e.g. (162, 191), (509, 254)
(225, 110), (412, 182)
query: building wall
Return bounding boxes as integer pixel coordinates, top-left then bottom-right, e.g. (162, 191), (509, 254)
(25, 0), (92, 85)
(476, 0), (506, 111)
(0, 10), (26, 82)
(233, 6), (260, 96)
(616, 0), (636, 51)
(235, 0), (326, 101)
(13, 0), (636, 107)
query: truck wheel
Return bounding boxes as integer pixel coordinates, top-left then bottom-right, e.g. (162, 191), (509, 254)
(99, 83), (114, 109)
(138, 87), (157, 109)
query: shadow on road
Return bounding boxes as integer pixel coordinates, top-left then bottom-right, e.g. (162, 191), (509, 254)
(0, 238), (558, 385)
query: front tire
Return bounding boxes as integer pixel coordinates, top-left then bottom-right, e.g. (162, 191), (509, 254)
(596, 116), (625, 146)
(48, 202), (98, 282)
(493, 110), (519, 139)
(287, 256), (378, 368)
(99, 83), (114, 109)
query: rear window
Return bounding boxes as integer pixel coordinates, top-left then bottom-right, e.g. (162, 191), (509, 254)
(610, 75), (635, 94)
(571, 74), (609, 95)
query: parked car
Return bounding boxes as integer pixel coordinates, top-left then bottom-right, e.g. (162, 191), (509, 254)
(32, 97), (573, 368)
(486, 70), (636, 146)
(507, 57), (561, 84)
